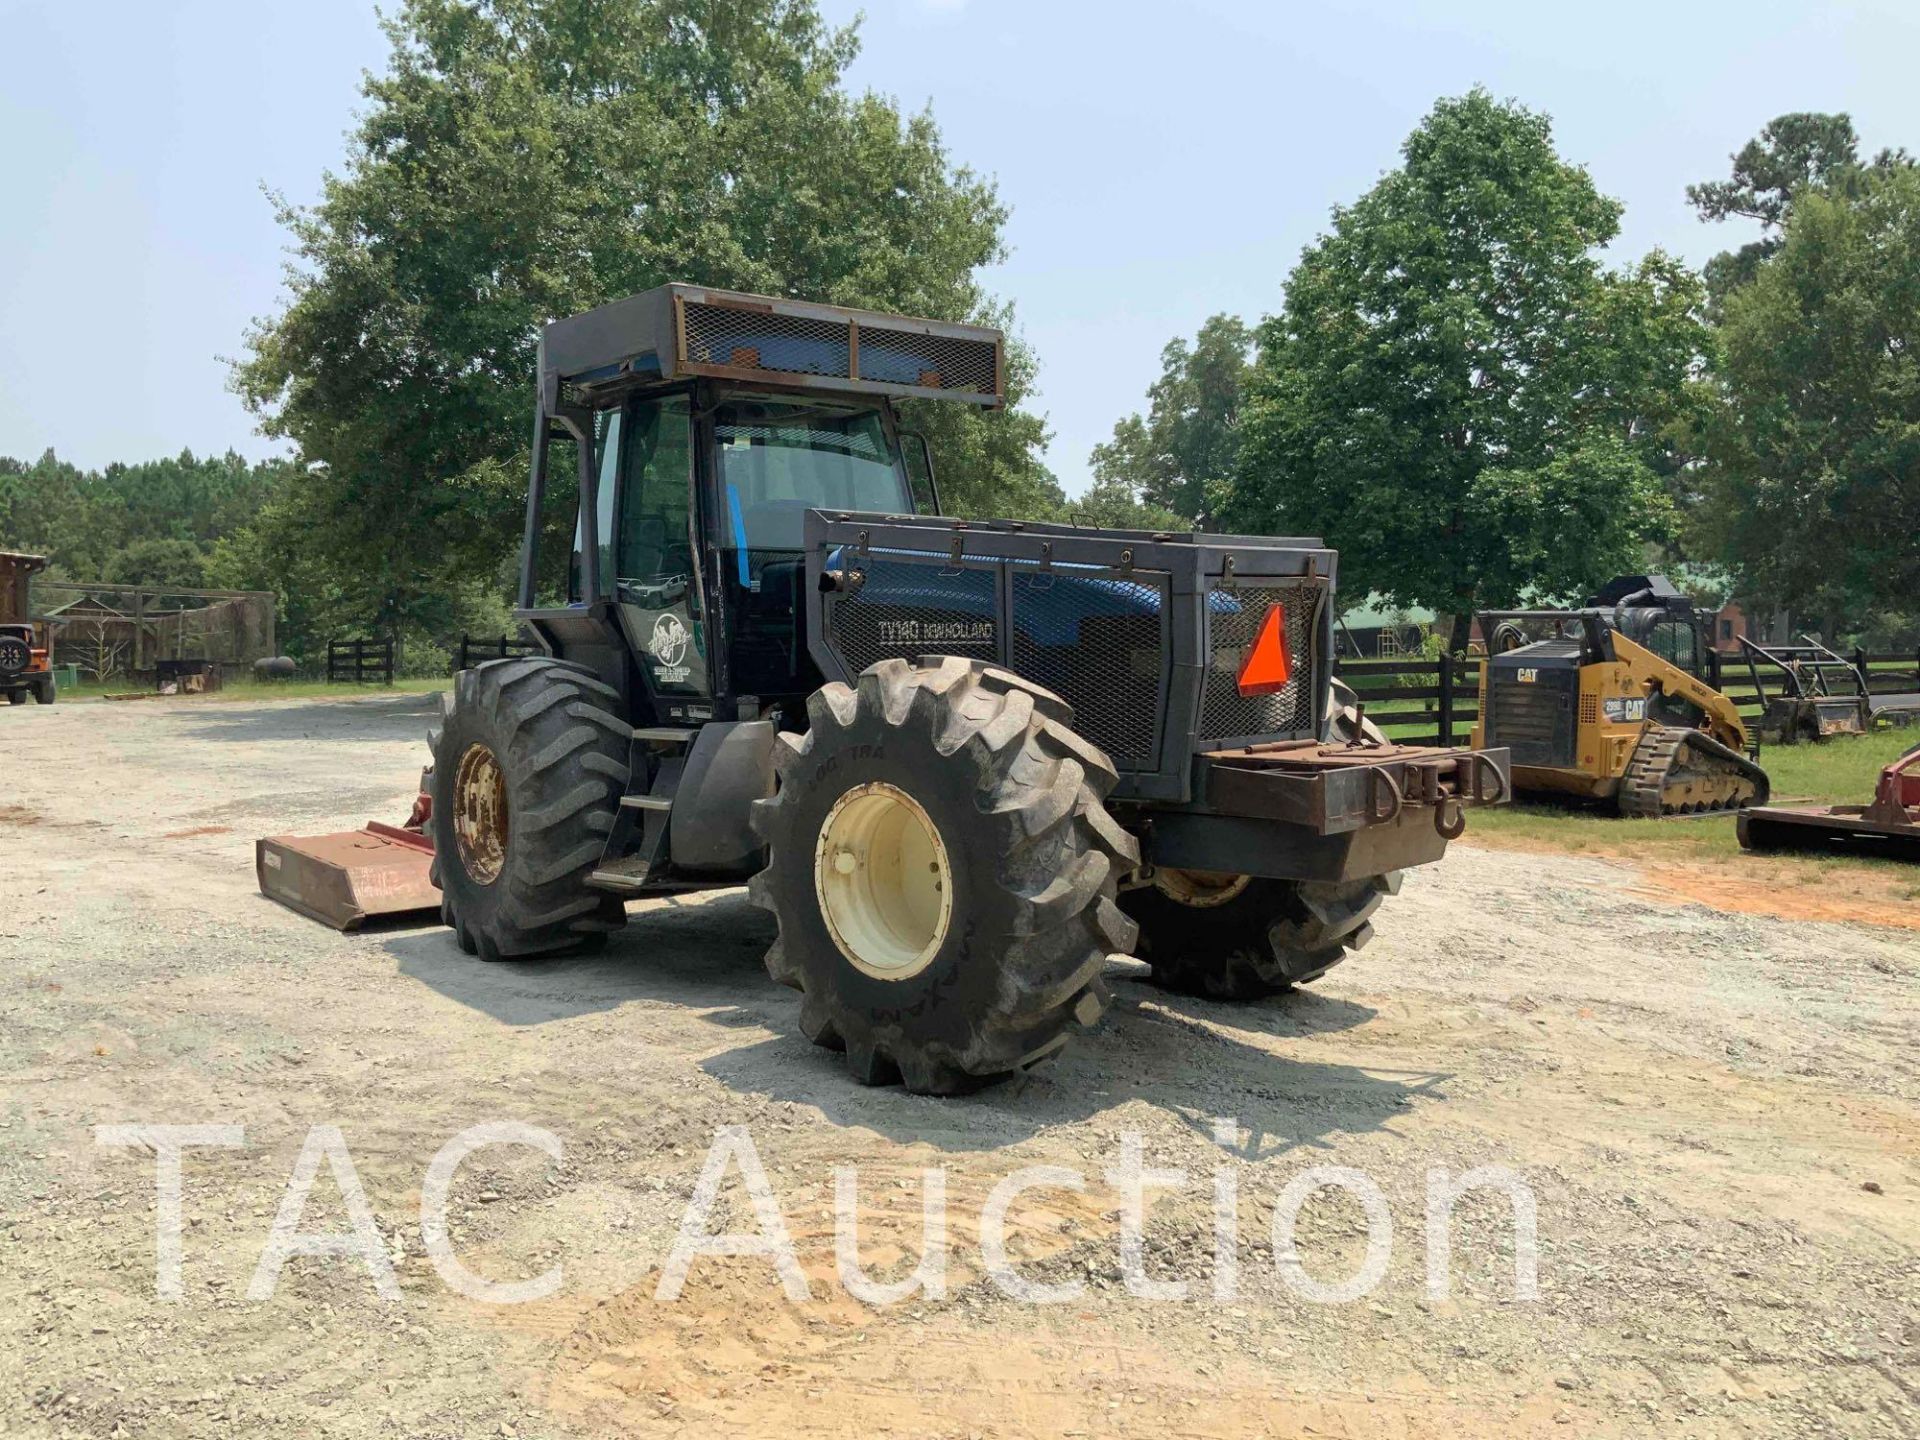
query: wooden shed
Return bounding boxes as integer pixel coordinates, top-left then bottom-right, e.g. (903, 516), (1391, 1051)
(0, 551), (49, 625)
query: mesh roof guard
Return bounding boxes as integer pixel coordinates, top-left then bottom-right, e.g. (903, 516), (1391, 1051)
(679, 289), (1001, 404)
(540, 284), (1003, 407)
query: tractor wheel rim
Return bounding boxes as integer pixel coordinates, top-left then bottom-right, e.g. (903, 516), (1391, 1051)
(814, 781), (952, 981)
(453, 742), (509, 886)
(1153, 867), (1251, 908)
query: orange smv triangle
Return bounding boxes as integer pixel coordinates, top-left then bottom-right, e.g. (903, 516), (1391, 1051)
(1236, 603), (1292, 697)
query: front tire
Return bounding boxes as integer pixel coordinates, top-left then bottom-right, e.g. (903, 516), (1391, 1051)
(1123, 873), (1396, 1001)
(749, 656), (1140, 1094)
(33, 677), (55, 705)
(429, 658), (629, 960)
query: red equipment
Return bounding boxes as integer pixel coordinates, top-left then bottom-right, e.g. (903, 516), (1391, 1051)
(256, 788), (439, 930)
(1737, 744), (1920, 862)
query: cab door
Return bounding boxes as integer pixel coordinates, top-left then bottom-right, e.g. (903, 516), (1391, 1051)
(607, 393), (713, 708)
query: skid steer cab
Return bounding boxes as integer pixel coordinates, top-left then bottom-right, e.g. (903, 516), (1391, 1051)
(429, 284), (1511, 1093)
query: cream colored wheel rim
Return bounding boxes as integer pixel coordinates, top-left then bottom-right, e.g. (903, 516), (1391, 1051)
(453, 742), (509, 886)
(814, 782), (953, 981)
(1152, 867), (1251, 908)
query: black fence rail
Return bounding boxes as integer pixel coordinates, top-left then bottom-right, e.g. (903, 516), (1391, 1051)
(327, 637), (395, 686)
(1333, 649), (1920, 746)
(456, 633), (542, 671)
(1334, 653), (1474, 746)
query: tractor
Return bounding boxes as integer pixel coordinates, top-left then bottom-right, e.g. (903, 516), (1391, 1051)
(429, 285), (1511, 1093)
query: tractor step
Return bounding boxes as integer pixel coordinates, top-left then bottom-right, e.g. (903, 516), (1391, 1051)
(632, 726), (700, 744)
(619, 794), (673, 812)
(589, 854), (656, 893)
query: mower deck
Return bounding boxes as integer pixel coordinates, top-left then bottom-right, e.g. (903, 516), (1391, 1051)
(1737, 743), (1920, 862)
(1738, 805), (1920, 861)
(256, 822), (440, 930)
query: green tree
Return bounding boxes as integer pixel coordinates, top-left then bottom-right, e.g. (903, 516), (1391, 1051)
(1065, 470), (1183, 531)
(1089, 314), (1254, 525)
(1687, 113), (1874, 304)
(0, 448), (294, 585)
(104, 538), (210, 589)
(1697, 163), (1920, 631)
(234, 0), (1060, 638)
(0, 451), (99, 573)
(1226, 90), (1706, 648)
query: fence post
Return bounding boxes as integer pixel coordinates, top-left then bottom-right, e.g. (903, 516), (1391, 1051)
(1437, 650), (1454, 748)
(1851, 646), (1869, 695)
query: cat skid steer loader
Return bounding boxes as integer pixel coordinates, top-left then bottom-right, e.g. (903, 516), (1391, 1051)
(1474, 577), (1768, 817)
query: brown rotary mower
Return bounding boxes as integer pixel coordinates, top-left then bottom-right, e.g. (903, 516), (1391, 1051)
(256, 783), (440, 930)
(1738, 742), (1920, 862)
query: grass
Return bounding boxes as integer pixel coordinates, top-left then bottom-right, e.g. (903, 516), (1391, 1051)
(1466, 727), (1920, 897)
(59, 676), (447, 703)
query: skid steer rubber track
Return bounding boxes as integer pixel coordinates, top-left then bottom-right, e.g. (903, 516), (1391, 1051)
(1618, 726), (1770, 818)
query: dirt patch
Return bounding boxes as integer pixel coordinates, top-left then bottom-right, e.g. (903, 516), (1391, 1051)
(1630, 858), (1920, 933)
(0, 803), (42, 825)
(1462, 832), (1920, 932)
(0, 698), (1914, 1439)
(163, 824), (234, 839)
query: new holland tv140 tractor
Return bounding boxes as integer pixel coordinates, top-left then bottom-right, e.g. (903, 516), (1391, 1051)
(429, 284), (1511, 1093)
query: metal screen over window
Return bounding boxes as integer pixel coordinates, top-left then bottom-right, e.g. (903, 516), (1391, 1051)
(1200, 581), (1320, 741)
(827, 556), (999, 678)
(857, 325), (997, 395)
(681, 300), (999, 398)
(1009, 570), (1166, 765)
(684, 303), (851, 378)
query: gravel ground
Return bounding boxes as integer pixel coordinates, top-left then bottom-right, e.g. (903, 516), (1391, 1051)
(0, 694), (1914, 1438)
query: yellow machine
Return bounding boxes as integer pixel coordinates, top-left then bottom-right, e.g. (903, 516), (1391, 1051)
(1472, 578), (1769, 817)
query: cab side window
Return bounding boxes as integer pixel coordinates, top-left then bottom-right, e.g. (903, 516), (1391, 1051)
(615, 396), (694, 593)
(1651, 618), (1699, 674)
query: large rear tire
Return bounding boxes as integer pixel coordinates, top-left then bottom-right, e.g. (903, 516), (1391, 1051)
(1123, 873), (1396, 1001)
(429, 658), (629, 960)
(749, 656), (1140, 1094)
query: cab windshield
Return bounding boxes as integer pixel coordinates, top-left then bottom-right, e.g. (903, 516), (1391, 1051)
(713, 398), (911, 552)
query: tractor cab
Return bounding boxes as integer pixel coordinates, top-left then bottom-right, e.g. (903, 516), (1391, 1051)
(518, 285), (993, 727)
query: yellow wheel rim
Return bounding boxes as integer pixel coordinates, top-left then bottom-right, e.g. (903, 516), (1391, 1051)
(453, 742), (509, 886)
(814, 782), (953, 981)
(1152, 867), (1251, 908)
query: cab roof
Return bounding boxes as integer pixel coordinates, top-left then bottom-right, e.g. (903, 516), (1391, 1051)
(541, 283), (1004, 409)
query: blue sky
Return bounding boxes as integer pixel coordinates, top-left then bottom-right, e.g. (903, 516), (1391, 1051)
(3, 0), (1916, 495)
